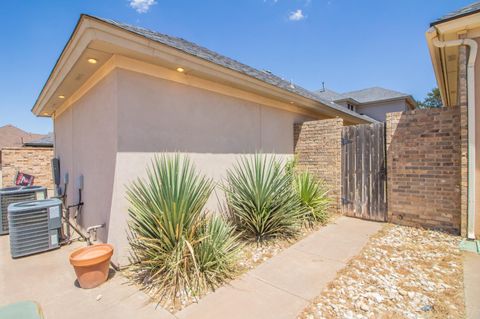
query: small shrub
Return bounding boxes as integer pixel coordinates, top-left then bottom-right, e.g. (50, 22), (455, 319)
(126, 154), (240, 304)
(294, 171), (330, 224)
(224, 154), (304, 242)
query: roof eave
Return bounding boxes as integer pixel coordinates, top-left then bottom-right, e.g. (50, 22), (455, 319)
(32, 15), (374, 124)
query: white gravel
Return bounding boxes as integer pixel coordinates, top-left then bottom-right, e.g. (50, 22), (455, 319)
(299, 224), (464, 319)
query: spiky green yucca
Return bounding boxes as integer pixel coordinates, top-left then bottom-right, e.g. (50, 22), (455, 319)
(224, 154), (304, 242)
(126, 154), (240, 304)
(294, 171), (330, 224)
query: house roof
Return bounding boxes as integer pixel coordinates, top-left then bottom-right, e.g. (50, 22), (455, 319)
(23, 133), (54, 147)
(0, 125), (46, 149)
(32, 14), (376, 124)
(314, 88), (344, 102)
(340, 87), (411, 104)
(89, 16), (374, 122)
(315, 86), (414, 106)
(430, 1), (480, 26)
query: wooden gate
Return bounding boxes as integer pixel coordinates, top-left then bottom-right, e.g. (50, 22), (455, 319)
(341, 122), (387, 221)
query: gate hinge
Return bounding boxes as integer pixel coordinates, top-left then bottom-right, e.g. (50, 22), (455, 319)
(341, 138), (352, 145)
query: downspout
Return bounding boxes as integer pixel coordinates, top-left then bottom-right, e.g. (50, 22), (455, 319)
(432, 37), (477, 239)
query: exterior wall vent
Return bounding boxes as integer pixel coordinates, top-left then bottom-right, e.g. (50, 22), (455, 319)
(8, 198), (62, 258)
(0, 186), (47, 235)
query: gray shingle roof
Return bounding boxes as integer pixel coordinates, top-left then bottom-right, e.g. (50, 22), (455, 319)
(23, 133), (54, 147)
(314, 88), (344, 101)
(431, 1), (480, 26)
(87, 15), (375, 122)
(338, 87), (410, 104)
(315, 86), (410, 104)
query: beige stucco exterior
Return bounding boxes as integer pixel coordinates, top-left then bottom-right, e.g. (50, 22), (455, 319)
(55, 68), (313, 265)
(336, 99), (411, 122)
(355, 99), (410, 122)
(34, 15), (374, 266)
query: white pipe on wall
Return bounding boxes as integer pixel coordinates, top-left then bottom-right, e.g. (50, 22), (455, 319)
(432, 37), (477, 239)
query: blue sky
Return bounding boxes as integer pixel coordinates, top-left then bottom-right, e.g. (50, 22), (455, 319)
(0, 0), (472, 133)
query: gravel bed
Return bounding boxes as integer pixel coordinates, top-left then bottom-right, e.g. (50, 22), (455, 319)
(299, 224), (464, 319)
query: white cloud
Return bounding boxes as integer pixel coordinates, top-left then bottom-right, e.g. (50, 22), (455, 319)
(288, 9), (305, 21)
(129, 0), (157, 13)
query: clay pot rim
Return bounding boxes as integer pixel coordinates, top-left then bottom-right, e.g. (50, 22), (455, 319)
(69, 243), (114, 267)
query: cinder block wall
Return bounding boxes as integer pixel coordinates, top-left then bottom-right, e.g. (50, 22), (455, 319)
(294, 118), (343, 213)
(386, 108), (462, 234)
(1, 147), (54, 191)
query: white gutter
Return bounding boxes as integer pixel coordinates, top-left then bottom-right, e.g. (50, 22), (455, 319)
(433, 37), (477, 239)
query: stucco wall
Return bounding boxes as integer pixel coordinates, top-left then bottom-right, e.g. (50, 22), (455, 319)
(55, 68), (315, 265)
(54, 71), (118, 243)
(356, 99), (409, 122)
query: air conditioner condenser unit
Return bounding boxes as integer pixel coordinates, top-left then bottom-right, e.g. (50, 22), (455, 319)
(8, 198), (62, 258)
(0, 186), (47, 235)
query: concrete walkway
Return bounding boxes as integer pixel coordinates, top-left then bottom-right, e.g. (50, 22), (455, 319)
(176, 216), (383, 319)
(464, 251), (480, 319)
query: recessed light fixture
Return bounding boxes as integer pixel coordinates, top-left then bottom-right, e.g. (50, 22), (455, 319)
(290, 101), (294, 104)
(43, 112), (49, 116)
(58, 95), (65, 99)
(87, 58), (97, 64)
(176, 67), (185, 73)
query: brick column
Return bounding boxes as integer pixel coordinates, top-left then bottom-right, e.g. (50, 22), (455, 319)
(386, 108), (461, 234)
(294, 118), (343, 213)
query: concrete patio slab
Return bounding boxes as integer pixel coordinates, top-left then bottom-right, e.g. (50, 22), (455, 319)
(464, 251), (480, 319)
(176, 216), (383, 319)
(0, 236), (174, 319)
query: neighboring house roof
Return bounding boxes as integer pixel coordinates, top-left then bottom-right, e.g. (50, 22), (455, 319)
(430, 1), (480, 26)
(315, 86), (415, 106)
(89, 16), (373, 122)
(339, 87), (412, 104)
(32, 14), (376, 123)
(23, 133), (54, 147)
(314, 88), (344, 101)
(0, 125), (46, 149)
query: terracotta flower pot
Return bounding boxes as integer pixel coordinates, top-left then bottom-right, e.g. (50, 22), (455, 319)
(69, 244), (114, 289)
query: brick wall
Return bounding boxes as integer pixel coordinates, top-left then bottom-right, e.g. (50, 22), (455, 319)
(1, 147), (54, 191)
(294, 118), (343, 213)
(386, 108), (461, 234)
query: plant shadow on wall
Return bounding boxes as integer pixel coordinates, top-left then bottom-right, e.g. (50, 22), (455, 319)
(125, 153), (331, 311)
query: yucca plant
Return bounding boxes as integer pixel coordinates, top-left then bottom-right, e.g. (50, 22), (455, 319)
(126, 154), (240, 305)
(294, 171), (330, 224)
(224, 154), (305, 242)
